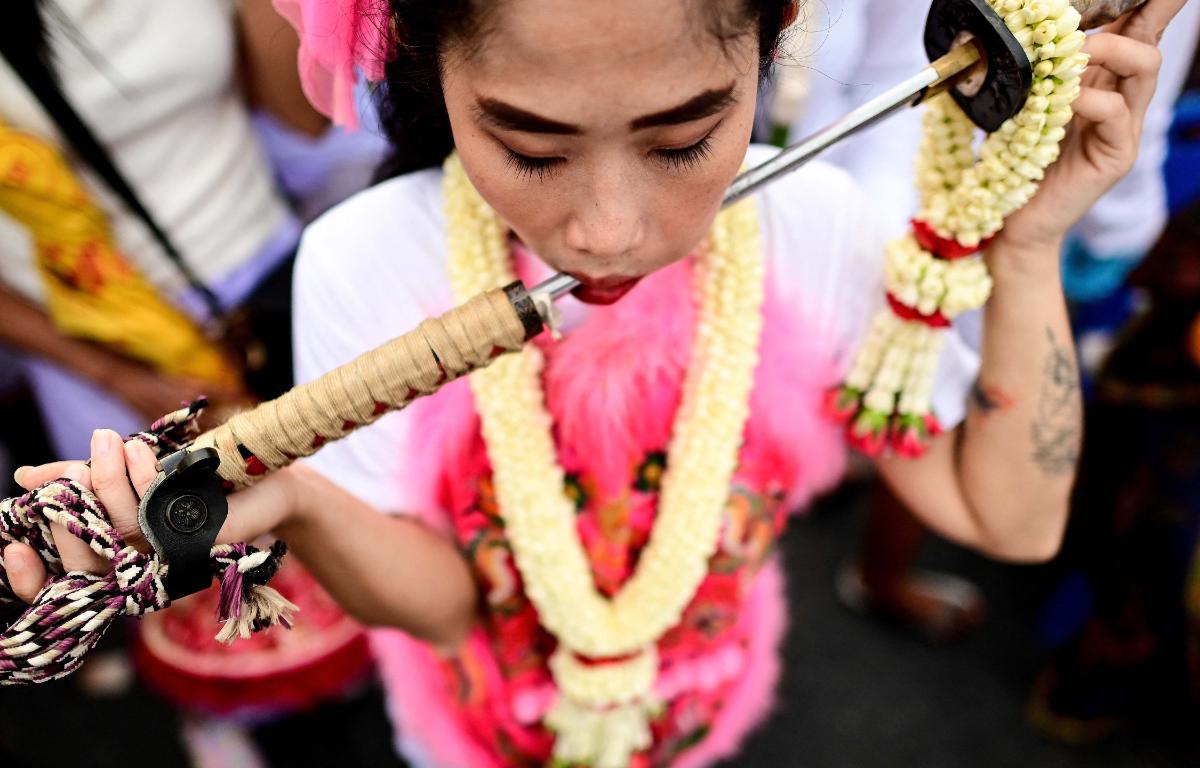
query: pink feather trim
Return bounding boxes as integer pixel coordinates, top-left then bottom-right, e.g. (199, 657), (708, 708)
(370, 629), (501, 768)
(537, 255), (846, 510)
(673, 558), (789, 768)
(541, 260), (695, 500)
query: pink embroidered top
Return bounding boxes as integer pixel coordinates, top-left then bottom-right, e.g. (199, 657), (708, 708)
(293, 147), (980, 767)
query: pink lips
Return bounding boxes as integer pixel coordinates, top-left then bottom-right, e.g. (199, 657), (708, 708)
(569, 274), (643, 305)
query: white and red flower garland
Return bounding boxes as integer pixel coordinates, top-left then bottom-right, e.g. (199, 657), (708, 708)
(827, 0), (1089, 457)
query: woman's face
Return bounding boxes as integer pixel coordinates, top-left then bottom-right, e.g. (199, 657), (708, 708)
(441, 0), (761, 303)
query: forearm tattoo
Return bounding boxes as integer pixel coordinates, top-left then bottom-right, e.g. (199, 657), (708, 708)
(1031, 326), (1082, 475)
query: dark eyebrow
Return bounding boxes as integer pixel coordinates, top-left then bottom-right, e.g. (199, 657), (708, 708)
(475, 98), (581, 135)
(475, 83), (738, 137)
(628, 84), (736, 130)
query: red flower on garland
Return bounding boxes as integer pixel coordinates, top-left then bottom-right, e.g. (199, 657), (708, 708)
(823, 385), (862, 424)
(887, 412), (946, 459)
(924, 412), (945, 439)
(847, 409), (888, 457)
(889, 415), (929, 459)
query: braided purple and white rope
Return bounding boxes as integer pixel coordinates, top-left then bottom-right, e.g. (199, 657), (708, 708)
(0, 401), (294, 685)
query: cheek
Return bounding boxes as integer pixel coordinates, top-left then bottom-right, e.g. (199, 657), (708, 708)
(452, 128), (562, 245)
(651, 192), (719, 267)
(443, 73), (559, 242)
(652, 115), (754, 263)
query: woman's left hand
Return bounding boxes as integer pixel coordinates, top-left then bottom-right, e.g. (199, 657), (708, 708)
(996, 0), (1188, 263)
(4, 427), (301, 604)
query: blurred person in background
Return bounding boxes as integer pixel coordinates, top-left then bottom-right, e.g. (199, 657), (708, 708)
(1028, 32), (1200, 745)
(0, 351), (21, 488)
(0, 1), (393, 766)
(1061, 0), (1200, 375)
(1028, 199), (1200, 747)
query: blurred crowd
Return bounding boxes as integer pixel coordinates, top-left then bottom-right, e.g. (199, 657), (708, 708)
(1, 0), (1199, 766)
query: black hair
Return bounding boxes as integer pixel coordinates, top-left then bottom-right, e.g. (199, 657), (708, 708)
(374, 0), (797, 180)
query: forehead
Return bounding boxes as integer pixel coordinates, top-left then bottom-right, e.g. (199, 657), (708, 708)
(450, 0), (758, 125)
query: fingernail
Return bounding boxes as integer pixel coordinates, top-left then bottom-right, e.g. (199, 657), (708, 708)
(92, 429), (115, 458)
(13, 466), (29, 485)
(124, 440), (157, 470)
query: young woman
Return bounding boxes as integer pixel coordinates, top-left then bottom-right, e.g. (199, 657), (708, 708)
(6, 0), (1183, 765)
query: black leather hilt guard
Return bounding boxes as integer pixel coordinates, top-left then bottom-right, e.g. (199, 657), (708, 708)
(137, 448), (228, 599)
(925, 0), (1034, 132)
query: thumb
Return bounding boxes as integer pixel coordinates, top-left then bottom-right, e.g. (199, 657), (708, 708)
(3, 543), (50, 604)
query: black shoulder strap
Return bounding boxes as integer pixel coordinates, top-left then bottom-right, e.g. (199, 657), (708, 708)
(0, 1), (225, 323)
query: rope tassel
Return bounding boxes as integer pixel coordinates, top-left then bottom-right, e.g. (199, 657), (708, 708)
(213, 541), (297, 643)
(0, 404), (289, 685)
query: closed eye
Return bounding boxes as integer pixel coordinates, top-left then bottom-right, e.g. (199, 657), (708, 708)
(653, 127), (717, 172)
(503, 148), (565, 181)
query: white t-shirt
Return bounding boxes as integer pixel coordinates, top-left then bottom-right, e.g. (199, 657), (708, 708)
(293, 146), (980, 514)
(0, 0), (294, 308)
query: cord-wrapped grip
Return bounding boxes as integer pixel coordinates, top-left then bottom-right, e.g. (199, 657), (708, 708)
(196, 283), (541, 490)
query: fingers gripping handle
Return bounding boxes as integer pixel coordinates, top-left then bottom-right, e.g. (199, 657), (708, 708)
(194, 283), (543, 490)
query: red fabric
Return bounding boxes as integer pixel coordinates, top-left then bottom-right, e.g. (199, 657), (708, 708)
(134, 629), (371, 719)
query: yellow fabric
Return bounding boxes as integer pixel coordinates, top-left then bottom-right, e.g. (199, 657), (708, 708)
(0, 118), (239, 387)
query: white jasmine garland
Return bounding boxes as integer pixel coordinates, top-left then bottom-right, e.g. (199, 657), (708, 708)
(833, 0), (1086, 457)
(883, 234), (994, 317)
(444, 154), (764, 767)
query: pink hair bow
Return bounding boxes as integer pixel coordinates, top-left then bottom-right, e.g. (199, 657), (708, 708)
(271, 0), (394, 130)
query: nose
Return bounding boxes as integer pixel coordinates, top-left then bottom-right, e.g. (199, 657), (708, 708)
(563, 173), (646, 263)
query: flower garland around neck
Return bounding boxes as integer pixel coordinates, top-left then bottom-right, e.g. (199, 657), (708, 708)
(444, 154), (764, 768)
(827, 0), (1089, 457)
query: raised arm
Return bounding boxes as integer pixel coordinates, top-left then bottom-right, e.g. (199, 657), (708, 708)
(874, 0), (1185, 561)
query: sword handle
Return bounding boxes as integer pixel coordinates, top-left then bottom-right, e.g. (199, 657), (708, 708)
(193, 283), (542, 490)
